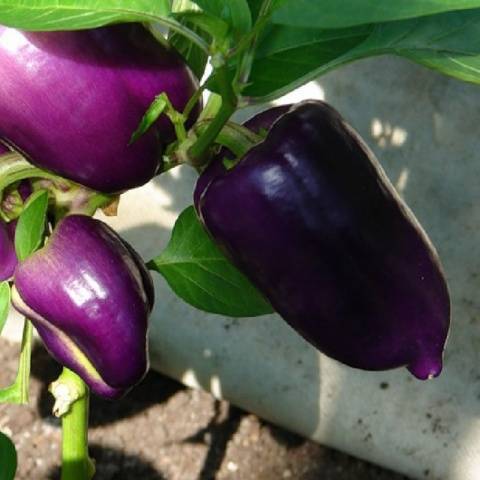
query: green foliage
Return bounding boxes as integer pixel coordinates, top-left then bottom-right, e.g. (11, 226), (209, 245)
(273, 0), (480, 28)
(169, 0), (211, 79)
(130, 95), (168, 145)
(0, 282), (10, 335)
(405, 50), (480, 84)
(169, 22), (209, 79)
(190, 0), (252, 36)
(148, 206), (273, 317)
(14, 190), (48, 262)
(0, 0), (170, 30)
(242, 24), (370, 100)
(0, 432), (16, 480)
(242, 9), (480, 100)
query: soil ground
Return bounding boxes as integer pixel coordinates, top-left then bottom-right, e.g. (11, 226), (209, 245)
(0, 338), (410, 480)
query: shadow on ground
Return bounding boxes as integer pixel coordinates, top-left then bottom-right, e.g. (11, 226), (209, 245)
(47, 444), (167, 480)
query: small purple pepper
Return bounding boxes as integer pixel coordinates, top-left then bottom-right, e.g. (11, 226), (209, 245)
(195, 101), (450, 380)
(12, 215), (154, 399)
(0, 24), (199, 193)
(0, 220), (16, 281)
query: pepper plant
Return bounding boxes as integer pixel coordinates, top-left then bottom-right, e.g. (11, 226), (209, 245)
(0, 1), (479, 478)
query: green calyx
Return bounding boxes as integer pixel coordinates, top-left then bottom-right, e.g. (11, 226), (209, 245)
(0, 151), (116, 222)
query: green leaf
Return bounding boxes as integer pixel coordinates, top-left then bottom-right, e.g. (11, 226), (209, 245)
(240, 24), (371, 100)
(247, 0), (287, 22)
(381, 10), (480, 84)
(191, 0), (252, 36)
(173, 10), (229, 41)
(14, 190), (48, 262)
(272, 0), (480, 29)
(403, 50), (480, 84)
(243, 9), (480, 100)
(169, 0), (213, 79)
(148, 206), (273, 317)
(358, 9), (480, 55)
(0, 0), (170, 30)
(0, 432), (16, 480)
(0, 282), (10, 335)
(130, 95), (168, 144)
(169, 20), (210, 79)
(0, 319), (33, 404)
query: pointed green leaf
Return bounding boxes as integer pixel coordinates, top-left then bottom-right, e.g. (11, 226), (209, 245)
(242, 9), (480, 101)
(272, 0), (480, 29)
(14, 190), (48, 262)
(357, 9), (480, 55)
(403, 50), (480, 84)
(130, 95), (168, 145)
(0, 282), (10, 335)
(238, 23), (371, 100)
(0, 0), (170, 30)
(169, 21), (210, 79)
(168, 0), (217, 78)
(148, 206), (273, 317)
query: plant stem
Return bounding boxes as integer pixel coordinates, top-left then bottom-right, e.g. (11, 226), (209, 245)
(235, 0), (273, 87)
(150, 16), (210, 54)
(0, 318), (33, 404)
(0, 151), (56, 193)
(188, 67), (237, 165)
(197, 92), (223, 121)
(53, 368), (94, 480)
(194, 120), (262, 157)
(183, 83), (206, 120)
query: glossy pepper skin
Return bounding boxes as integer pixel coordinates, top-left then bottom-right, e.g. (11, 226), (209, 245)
(12, 215), (154, 399)
(195, 101), (450, 379)
(0, 24), (199, 193)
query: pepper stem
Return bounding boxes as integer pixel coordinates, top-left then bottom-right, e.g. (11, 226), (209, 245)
(50, 368), (95, 480)
(188, 66), (238, 166)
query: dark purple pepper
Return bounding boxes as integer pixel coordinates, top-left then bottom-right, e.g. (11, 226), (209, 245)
(12, 215), (153, 399)
(0, 24), (199, 193)
(0, 219), (16, 281)
(195, 101), (450, 380)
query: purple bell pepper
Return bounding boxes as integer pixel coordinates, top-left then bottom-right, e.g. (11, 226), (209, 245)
(0, 24), (199, 193)
(195, 101), (450, 380)
(0, 220), (16, 281)
(12, 215), (154, 399)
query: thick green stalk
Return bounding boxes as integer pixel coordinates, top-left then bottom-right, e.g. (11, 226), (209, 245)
(51, 368), (94, 480)
(188, 66), (238, 165)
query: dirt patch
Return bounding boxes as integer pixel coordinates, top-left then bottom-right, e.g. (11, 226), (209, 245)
(0, 338), (409, 479)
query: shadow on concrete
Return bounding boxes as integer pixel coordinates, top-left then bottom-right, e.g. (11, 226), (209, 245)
(182, 401), (245, 480)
